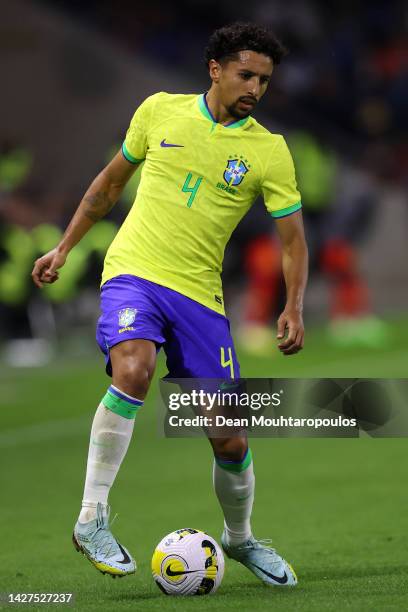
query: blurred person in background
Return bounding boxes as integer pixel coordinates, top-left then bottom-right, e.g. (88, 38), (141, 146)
(0, 138), (35, 343)
(0, 136), (115, 364)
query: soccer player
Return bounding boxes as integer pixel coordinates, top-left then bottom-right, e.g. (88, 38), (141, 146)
(32, 22), (308, 587)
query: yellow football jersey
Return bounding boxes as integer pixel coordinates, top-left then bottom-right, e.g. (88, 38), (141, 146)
(102, 92), (301, 314)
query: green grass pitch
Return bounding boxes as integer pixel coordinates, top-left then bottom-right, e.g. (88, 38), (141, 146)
(1, 317), (407, 611)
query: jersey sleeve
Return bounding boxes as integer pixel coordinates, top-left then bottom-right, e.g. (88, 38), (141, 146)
(261, 136), (302, 218)
(122, 94), (157, 164)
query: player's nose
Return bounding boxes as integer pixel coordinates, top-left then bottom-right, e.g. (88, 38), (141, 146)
(247, 78), (260, 99)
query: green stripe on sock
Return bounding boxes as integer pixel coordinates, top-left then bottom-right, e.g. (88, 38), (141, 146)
(102, 390), (140, 419)
(216, 448), (252, 473)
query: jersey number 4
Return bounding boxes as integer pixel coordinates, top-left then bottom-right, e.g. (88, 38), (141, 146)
(181, 172), (203, 208)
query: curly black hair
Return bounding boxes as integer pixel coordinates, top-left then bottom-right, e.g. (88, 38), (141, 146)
(204, 22), (287, 67)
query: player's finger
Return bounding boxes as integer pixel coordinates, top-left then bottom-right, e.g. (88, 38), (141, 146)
(276, 317), (286, 339)
(42, 270), (59, 283)
(294, 328), (304, 350)
(278, 326), (297, 349)
(43, 268), (59, 279)
(280, 328), (302, 353)
(32, 274), (43, 288)
(32, 259), (46, 288)
(281, 342), (298, 354)
(46, 256), (61, 276)
(283, 330), (304, 355)
(48, 272), (59, 283)
(282, 343), (302, 355)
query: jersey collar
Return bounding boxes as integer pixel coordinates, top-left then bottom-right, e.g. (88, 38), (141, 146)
(198, 93), (249, 129)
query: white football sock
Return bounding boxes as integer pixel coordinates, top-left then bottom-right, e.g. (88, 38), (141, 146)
(213, 450), (255, 546)
(78, 386), (142, 523)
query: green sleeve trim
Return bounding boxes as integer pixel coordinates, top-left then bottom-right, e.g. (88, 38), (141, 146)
(122, 142), (144, 165)
(215, 448), (252, 473)
(270, 201), (302, 219)
(102, 390), (141, 419)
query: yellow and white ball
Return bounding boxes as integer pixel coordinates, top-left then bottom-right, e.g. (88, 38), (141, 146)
(151, 528), (224, 595)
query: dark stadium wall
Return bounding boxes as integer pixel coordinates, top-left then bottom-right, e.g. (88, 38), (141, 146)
(2, 0), (193, 190)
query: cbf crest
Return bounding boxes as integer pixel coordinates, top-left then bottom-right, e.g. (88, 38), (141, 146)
(223, 155), (251, 187)
(118, 307), (137, 328)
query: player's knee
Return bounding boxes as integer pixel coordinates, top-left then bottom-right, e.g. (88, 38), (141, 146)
(113, 356), (153, 399)
(110, 340), (156, 399)
(121, 359), (151, 396)
(212, 437), (248, 462)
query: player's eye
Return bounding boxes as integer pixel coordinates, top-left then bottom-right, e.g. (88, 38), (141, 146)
(239, 73), (252, 80)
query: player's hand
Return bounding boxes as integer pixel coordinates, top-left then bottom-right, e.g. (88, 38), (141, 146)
(276, 309), (304, 355)
(31, 248), (67, 288)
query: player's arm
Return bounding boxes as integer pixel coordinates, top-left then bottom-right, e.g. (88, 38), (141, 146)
(274, 210), (308, 355)
(31, 151), (139, 288)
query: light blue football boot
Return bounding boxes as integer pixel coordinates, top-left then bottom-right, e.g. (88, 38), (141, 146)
(72, 503), (135, 578)
(221, 533), (297, 586)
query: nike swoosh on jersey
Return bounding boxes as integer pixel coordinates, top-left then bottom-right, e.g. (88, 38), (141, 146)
(253, 564), (288, 584)
(160, 139), (184, 148)
(165, 565), (200, 577)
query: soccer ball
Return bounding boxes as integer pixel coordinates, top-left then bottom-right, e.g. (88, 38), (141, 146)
(151, 528), (224, 595)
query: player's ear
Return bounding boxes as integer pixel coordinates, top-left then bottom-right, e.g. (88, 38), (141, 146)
(208, 59), (221, 83)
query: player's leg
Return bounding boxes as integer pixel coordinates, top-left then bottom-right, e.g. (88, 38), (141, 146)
(73, 275), (166, 577)
(79, 338), (156, 522)
(210, 435), (296, 586)
(163, 290), (296, 585)
(209, 436), (255, 546)
(73, 338), (156, 577)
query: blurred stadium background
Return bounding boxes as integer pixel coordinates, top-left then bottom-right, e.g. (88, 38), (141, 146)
(1, 1), (407, 610)
(1, 0), (407, 364)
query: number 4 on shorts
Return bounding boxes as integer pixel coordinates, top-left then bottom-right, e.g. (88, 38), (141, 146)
(220, 346), (235, 379)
